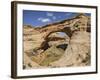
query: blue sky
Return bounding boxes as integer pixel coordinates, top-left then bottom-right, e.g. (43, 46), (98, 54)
(23, 10), (91, 27)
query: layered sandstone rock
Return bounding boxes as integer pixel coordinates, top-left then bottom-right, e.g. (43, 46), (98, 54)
(50, 31), (90, 67)
(23, 14), (91, 69)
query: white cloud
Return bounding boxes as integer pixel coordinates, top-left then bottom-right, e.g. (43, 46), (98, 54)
(47, 12), (54, 17)
(38, 17), (51, 23)
(58, 16), (61, 18)
(38, 17), (42, 21)
(52, 16), (56, 20)
(66, 13), (72, 16)
(41, 18), (51, 22)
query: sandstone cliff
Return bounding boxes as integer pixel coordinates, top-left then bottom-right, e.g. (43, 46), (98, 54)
(23, 14), (91, 69)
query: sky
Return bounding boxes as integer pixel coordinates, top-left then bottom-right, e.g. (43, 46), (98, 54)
(23, 10), (91, 27)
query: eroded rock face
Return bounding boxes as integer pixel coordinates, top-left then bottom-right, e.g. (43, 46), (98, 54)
(23, 14), (91, 69)
(32, 14), (90, 52)
(50, 31), (90, 67)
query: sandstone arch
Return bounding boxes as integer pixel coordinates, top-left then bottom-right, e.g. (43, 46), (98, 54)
(36, 25), (72, 52)
(23, 14), (91, 68)
(33, 14), (89, 53)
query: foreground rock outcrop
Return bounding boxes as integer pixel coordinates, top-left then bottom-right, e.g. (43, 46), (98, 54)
(50, 31), (90, 67)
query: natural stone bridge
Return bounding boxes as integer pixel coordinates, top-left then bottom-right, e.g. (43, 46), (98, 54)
(34, 14), (90, 53)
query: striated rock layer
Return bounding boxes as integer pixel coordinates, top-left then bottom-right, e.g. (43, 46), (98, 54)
(50, 31), (90, 67)
(23, 14), (91, 69)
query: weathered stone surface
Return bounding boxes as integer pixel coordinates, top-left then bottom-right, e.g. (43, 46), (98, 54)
(23, 14), (91, 68)
(50, 31), (90, 67)
(32, 14), (90, 52)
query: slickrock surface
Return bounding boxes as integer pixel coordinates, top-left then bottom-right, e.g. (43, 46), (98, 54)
(23, 14), (91, 69)
(50, 31), (90, 67)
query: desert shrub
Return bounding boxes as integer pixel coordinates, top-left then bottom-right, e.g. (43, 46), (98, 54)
(28, 63), (32, 68)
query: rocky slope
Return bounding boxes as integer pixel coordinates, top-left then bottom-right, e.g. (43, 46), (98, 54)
(50, 31), (90, 67)
(23, 14), (91, 69)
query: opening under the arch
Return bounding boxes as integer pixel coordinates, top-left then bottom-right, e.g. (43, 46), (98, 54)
(56, 32), (67, 37)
